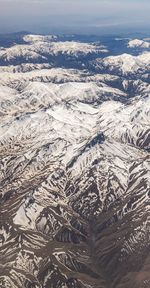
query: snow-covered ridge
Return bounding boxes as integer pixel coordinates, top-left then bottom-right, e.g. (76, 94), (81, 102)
(93, 52), (150, 75)
(128, 39), (150, 48)
(0, 66), (120, 91)
(0, 34), (150, 288)
(23, 34), (58, 43)
(0, 81), (127, 120)
(0, 34), (108, 64)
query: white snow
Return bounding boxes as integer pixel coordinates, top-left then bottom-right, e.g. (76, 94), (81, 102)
(128, 39), (150, 49)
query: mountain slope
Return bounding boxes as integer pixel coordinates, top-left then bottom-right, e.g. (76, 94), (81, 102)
(0, 33), (149, 288)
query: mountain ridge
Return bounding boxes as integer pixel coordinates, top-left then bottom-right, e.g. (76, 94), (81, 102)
(0, 33), (149, 288)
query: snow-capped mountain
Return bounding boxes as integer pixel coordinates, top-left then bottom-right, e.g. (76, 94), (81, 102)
(128, 39), (150, 49)
(91, 52), (150, 76)
(0, 33), (149, 288)
(0, 34), (107, 66)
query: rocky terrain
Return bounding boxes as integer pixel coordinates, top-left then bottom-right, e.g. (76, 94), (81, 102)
(0, 33), (149, 288)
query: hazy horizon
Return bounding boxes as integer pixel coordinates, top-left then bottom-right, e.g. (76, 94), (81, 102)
(0, 0), (150, 35)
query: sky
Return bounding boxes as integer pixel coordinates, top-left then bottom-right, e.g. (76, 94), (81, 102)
(0, 0), (150, 34)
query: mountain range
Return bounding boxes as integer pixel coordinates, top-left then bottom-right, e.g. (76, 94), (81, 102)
(0, 33), (149, 288)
